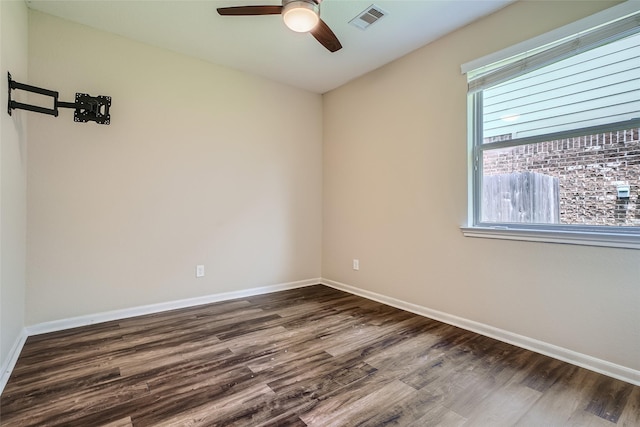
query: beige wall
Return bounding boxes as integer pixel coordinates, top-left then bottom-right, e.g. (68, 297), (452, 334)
(26, 11), (322, 324)
(323, 0), (640, 372)
(1, 0), (28, 372)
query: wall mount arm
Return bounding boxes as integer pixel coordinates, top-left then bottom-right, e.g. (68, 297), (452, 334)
(7, 72), (111, 125)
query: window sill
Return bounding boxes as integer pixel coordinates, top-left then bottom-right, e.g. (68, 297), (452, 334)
(460, 226), (640, 250)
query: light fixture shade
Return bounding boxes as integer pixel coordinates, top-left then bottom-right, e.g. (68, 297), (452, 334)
(283, 1), (319, 33)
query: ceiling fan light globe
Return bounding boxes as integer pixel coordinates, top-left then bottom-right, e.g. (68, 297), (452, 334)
(283, 1), (319, 33)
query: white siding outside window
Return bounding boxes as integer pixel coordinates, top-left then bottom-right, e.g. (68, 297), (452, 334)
(483, 33), (640, 141)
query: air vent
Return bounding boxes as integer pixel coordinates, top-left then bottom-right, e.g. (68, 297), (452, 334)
(349, 4), (387, 30)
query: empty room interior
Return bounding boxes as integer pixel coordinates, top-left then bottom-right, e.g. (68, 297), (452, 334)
(1, 0), (639, 425)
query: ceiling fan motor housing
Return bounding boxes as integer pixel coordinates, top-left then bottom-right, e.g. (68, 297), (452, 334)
(282, 0), (320, 32)
(282, 0), (321, 6)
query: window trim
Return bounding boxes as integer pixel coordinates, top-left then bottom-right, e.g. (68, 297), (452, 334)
(460, 226), (640, 251)
(462, 2), (640, 249)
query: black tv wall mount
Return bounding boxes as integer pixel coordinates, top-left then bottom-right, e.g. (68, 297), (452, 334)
(7, 72), (111, 125)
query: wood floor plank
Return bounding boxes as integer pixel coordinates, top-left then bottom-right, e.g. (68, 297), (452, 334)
(515, 364), (597, 426)
(463, 380), (542, 425)
(408, 405), (467, 427)
(117, 336), (225, 377)
(519, 353), (569, 393)
(142, 383), (277, 426)
(299, 379), (417, 426)
(266, 350), (380, 401)
(348, 385), (466, 426)
(617, 385), (640, 427)
(585, 373), (636, 423)
(1, 284), (638, 426)
(1, 373), (150, 427)
(98, 417), (133, 427)
(414, 337), (529, 418)
(365, 323), (475, 390)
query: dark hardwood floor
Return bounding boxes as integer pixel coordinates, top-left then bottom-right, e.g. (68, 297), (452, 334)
(1, 285), (638, 426)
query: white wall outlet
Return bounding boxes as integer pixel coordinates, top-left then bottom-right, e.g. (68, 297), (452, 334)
(196, 264), (205, 278)
(353, 259), (359, 270)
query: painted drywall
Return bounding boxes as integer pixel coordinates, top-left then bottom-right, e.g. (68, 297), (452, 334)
(26, 11), (322, 325)
(322, 0), (640, 372)
(0, 0), (28, 371)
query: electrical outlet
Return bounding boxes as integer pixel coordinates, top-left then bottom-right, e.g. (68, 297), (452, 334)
(353, 259), (359, 270)
(196, 264), (205, 278)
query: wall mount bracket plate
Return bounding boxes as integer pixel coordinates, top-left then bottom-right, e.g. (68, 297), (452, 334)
(8, 72), (111, 125)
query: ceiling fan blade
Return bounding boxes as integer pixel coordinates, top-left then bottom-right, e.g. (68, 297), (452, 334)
(310, 19), (342, 52)
(217, 5), (283, 16)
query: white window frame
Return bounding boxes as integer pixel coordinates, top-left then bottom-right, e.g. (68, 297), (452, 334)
(460, 1), (640, 250)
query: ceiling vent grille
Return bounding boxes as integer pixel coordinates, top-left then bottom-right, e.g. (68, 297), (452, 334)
(349, 5), (387, 30)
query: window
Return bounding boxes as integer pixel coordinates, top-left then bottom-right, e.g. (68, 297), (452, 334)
(462, 4), (640, 249)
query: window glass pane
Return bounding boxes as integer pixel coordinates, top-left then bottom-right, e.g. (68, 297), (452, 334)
(482, 33), (640, 142)
(481, 128), (640, 226)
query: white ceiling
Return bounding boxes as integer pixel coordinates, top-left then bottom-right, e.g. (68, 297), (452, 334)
(26, 0), (515, 94)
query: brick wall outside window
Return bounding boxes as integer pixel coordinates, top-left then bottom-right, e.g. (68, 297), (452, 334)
(483, 128), (640, 226)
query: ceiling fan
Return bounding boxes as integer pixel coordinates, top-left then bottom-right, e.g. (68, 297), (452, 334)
(217, 0), (342, 52)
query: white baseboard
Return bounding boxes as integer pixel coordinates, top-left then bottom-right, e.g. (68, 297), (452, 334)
(0, 328), (28, 394)
(26, 278), (321, 336)
(321, 278), (640, 387)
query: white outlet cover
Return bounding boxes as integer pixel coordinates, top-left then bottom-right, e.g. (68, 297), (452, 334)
(196, 265), (205, 277)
